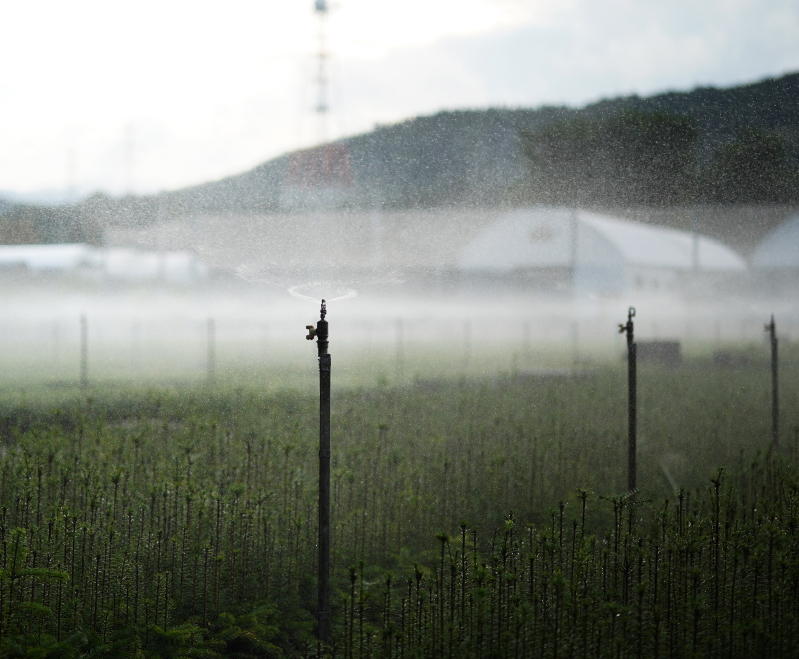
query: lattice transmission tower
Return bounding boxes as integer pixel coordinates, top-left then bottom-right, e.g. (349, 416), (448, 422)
(314, 0), (330, 143)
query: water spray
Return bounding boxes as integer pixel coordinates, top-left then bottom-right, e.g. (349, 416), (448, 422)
(306, 300), (331, 646)
(289, 284), (357, 304)
(618, 307), (636, 492)
(765, 315), (778, 449)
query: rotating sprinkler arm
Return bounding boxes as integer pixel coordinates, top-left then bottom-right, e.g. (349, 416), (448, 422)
(306, 300), (328, 353)
(765, 314), (775, 337)
(618, 307), (636, 346)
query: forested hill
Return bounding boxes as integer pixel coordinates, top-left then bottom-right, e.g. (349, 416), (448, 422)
(158, 71), (799, 214)
(2, 72), (799, 246)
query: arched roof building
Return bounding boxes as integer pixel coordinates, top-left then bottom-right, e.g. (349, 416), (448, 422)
(458, 208), (747, 297)
(751, 214), (799, 269)
(0, 244), (208, 285)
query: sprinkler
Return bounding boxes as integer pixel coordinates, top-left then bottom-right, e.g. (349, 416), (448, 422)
(765, 315), (778, 449)
(618, 307), (636, 492)
(306, 300), (331, 645)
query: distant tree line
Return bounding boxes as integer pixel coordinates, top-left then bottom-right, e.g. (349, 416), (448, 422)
(0, 193), (175, 246)
(0, 203), (103, 245)
(521, 110), (799, 206)
(2, 74), (798, 246)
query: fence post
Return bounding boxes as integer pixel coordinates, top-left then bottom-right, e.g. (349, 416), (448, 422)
(396, 318), (404, 382)
(207, 318), (216, 385)
(80, 315), (88, 389)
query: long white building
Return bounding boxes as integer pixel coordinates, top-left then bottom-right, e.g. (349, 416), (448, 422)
(0, 244), (208, 285)
(458, 208), (747, 297)
(751, 213), (799, 270)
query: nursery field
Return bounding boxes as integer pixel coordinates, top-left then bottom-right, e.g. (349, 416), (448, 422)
(0, 344), (796, 658)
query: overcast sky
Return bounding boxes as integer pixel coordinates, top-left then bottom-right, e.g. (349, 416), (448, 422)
(2, 0), (799, 200)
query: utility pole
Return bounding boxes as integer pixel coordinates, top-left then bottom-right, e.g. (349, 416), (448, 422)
(766, 315), (778, 448)
(66, 147), (77, 202)
(124, 123), (134, 195)
(314, 0), (330, 143)
(306, 300), (331, 646)
(619, 307), (637, 492)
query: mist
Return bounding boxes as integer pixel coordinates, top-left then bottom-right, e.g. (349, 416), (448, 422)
(0, 200), (795, 392)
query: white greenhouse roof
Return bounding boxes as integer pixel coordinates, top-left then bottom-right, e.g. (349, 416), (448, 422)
(751, 215), (799, 268)
(0, 243), (208, 283)
(582, 213), (747, 271)
(102, 248), (208, 283)
(0, 243), (100, 271)
(459, 208), (747, 273)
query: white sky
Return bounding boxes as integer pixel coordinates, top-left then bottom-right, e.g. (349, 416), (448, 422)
(2, 0), (799, 199)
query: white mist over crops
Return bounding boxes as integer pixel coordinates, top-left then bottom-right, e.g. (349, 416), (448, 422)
(0, 206), (794, 392)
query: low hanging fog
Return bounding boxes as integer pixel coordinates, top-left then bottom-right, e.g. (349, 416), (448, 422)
(0, 198), (796, 390)
(2, 71), (799, 389)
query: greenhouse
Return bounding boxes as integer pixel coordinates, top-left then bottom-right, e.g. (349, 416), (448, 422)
(751, 213), (799, 269)
(458, 207), (747, 296)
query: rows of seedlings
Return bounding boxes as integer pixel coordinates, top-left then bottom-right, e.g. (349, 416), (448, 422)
(334, 456), (799, 659)
(0, 353), (793, 657)
(0, 394), (322, 657)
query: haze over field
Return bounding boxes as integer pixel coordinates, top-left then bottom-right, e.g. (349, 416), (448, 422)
(0, 1), (797, 390)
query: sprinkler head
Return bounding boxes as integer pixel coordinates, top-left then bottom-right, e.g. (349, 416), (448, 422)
(619, 307), (635, 336)
(307, 299), (329, 354)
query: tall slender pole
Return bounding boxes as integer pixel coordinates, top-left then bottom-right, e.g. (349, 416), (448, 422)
(463, 320), (471, 371)
(619, 307), (636, 492)
(307, 300), (330, 646)
(207, 318), (216, 385)
(395, 318), (404, 382)
(766, 315), (778, 448)
(79, 315), (88, 389)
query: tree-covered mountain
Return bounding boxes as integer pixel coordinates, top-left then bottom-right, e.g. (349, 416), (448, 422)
(521, 109), (799, 207)
(157, 71), (799, 214)
(2, 71), (798, 241)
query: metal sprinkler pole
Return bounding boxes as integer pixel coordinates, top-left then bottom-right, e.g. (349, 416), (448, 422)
(619, 307), (636, 492)
(766, 315), (778, 448)
(307, 300), (331, 645)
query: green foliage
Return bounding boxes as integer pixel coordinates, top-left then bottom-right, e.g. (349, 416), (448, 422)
(522, 110), (698, 206)
(522, 110), (799, 207)
(700, 128), (799, 202)
(0, 205), (103, 246)
(342, 457), (799, 658)
(0, 351), (794, 656)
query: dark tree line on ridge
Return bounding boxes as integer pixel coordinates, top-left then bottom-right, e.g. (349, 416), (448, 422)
(521, 110), (799, 207)
(2, 72), (799, 245)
